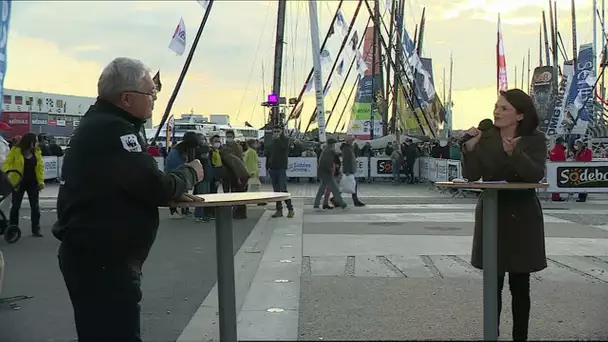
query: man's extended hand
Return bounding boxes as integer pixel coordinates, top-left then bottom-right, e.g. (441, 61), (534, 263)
(186, 159), (204, 182)
(169, 193), (205, 208)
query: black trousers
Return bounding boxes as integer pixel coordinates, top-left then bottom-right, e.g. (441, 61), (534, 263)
(498, 272), (531, 341)
(10, 182), (41, 232)
(58, 244), (143, 342)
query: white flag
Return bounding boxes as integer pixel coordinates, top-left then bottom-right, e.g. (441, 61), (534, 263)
(320, 49), (332, 67)
(169, 17), (187, 56)
(355, 51), (368, 77)
(197, 0), (210, 10)
(334, 9), (348, 37)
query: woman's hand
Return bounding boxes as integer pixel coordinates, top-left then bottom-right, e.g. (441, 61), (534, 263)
(38, 183), (44, 191)
(463, 127), (482, 151)
(502, 137), (521, 155)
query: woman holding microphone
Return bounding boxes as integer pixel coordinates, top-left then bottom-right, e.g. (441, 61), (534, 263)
(461, 89), (547, 341)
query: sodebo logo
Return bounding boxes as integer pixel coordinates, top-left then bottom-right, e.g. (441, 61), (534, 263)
(558, 167), (608, 187)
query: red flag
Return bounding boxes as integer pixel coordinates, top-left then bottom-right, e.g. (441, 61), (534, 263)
(497, 14), (508, 92)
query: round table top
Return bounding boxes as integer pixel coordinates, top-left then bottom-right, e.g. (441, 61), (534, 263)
(435, 182), (549, 189)
(171, 191), (291, 208)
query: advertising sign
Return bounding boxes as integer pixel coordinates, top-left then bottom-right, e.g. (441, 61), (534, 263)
(286, 157), (316, 177)
(2, 111), (30, 137)
(546, 162), (608, 193)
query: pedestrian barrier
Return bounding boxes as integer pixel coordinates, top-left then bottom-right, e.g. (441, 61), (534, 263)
(147, 154), (608, 195)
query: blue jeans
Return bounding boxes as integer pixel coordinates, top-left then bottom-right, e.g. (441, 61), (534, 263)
(269, 169), (293, 211)
(392, 162), (401, 183)
(314, 172), (344, 207)
(193, 181), (211, 218)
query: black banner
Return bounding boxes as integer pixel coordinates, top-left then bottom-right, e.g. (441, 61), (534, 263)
(556, 166), (608, 188)
(376, 159), (406, 175)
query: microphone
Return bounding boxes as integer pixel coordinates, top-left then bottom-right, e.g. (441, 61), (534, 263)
(459, 119), (494, 146)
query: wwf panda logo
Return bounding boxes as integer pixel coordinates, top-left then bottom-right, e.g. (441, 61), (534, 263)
(120, 134), (142, 153)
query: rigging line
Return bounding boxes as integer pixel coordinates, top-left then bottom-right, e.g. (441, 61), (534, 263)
(287, 0), (345, 120)
(304, 0), (364, 133)
(248, 64), (265, 125)
(334, 74), (361, 133)
(234, 2), (273, 121)
(364, 0), (432, 137)
(325, 18), (372, 129)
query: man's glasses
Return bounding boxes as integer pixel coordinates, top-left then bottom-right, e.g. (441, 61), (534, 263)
(126, 89), (157, 100)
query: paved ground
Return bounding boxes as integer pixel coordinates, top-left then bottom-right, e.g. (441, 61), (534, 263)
(212, 189), (608, 341)
(6, 183), (608, 341)
(0, 207), (264, 342)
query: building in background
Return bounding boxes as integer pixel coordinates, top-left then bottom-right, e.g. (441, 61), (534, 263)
(1, 89), (96, 144)
(210, 114), (229, 125)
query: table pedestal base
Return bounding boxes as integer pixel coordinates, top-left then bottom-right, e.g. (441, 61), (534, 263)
(215, 205), (237, 341)
(482, 189), (499, 341)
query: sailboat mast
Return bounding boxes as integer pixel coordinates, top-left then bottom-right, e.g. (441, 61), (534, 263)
(549, 1), (558, 88)
(270, 0), (287, 130)
(308, 0), (327, 142)
(391, 0), (404, 137)
(594, 0), (598, 78)
(572, 0), (578, 64)
(602, 0), (606, 102)
(542, 11), (551, 65)
(515, 65), (518, 89)
(539, 25), (543, 66)
(370, 0), (380, 140)
(525, 49), (530, 92)
(447, 53), (453, 137)
(521, 57), (525, 89)
(386, 0), (395, 106)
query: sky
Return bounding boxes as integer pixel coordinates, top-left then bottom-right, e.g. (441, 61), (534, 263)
(3, 0), (598, 131)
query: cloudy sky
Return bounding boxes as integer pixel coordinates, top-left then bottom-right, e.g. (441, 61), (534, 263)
(4, 0), (596, 131)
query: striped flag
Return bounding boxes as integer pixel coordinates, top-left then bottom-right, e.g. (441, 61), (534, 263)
(497, 14), (508, 92)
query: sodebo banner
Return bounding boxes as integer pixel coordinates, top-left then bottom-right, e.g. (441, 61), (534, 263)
(0, 0), (10, 121)
(557, 166), (608, 188)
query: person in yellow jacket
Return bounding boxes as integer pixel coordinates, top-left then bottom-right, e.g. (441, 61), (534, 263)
(243, 139), (260, 192)
(3, 133), (44, 237)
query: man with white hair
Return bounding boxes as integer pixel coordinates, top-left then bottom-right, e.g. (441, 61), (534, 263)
(53, 57), (204, 341)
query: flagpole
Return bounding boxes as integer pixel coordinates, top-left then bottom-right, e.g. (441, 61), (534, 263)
(305, 0), (364, 132)
(153, 0), (214, 143)
(308, 0), (328, 143)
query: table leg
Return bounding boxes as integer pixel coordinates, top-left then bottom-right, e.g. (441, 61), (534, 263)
(482, 189), (499, 340)
(215, 205), (237, 341)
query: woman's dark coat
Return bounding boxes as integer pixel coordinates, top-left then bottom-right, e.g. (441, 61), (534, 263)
(461, 128), (548, 274)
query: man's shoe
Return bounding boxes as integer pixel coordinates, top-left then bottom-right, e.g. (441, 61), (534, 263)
(272, 210), (283, 218)
(354, 201), (366, 207)
(287, 210), (295, 218)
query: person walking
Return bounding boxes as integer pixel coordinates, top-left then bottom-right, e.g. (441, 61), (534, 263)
(4, 133), (44, 237)
(341, 133), (365, 206)
(266, 126), (295, 218)
(53, 57), (204, 342)
(314, 138), (346, 210)
(461, 89), (547, 341)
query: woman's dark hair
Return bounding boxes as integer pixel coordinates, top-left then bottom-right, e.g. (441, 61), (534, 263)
(175, 131), (199, 153)
(18, 133), (37, 152)
(247, 139), (257, 148)
(500, 89), (539, 136)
